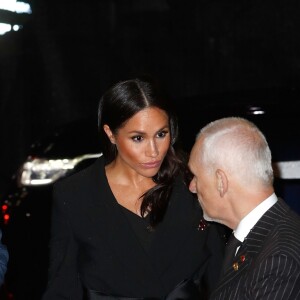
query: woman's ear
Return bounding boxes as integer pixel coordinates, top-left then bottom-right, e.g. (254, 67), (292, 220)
(103, 124), (115, 144)
(216, 169), (228, 197)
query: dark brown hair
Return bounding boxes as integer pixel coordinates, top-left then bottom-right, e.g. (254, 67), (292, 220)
(98, 78), (188, 227)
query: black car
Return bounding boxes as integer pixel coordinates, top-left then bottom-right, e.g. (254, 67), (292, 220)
(0, 119), (102, 300)
(1, 89), (300, 300)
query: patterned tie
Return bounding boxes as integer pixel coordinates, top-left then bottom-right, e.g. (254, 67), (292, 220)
(222, 233), (242, 273)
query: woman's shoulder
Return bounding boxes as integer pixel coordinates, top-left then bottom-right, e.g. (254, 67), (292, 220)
(54, 156), (105, 194)
(172, 175), (193, 195)
(171, 175), (201, 211)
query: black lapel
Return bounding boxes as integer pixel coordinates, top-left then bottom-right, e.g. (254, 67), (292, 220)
(213, 200), (287, 294)
(147, 178), (210, 278)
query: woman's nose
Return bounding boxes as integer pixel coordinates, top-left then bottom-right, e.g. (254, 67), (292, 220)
(146, 140), (159, 157)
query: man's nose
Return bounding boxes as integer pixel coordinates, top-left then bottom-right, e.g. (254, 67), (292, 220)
(189, 178), (197, 193)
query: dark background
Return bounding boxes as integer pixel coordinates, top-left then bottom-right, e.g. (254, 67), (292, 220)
(1, 0), (300, 196)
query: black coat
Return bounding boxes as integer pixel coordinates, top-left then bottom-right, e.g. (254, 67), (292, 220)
(42, 157), (225, 300)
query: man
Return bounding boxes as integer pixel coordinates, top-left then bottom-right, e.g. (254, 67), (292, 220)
(188, 117), (300, 299)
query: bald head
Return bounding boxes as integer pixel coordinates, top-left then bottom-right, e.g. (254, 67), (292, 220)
(195, 117), (273, 187)
(188, 117), (275, 228)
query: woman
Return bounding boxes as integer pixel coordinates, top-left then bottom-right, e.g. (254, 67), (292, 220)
(42, 78), (224, 300)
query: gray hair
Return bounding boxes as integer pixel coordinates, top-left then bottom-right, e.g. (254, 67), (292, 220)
(197, 117), (274, 186)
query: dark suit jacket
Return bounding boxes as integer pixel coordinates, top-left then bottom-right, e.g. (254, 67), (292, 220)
(42, 157), (225, 300)
(210, 199), (300, 300)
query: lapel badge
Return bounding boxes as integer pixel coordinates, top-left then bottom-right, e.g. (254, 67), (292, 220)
(233, 262), (239, 271)
(232, 255), (246, 271)
(197, 219), (209, 231)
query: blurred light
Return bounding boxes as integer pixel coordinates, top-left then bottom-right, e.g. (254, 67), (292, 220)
(0, 23), (11, 35)
(1, 205), (8, 211)
(247, 106), (265, 115)
(3, 214), (10, 225)
(252, 110), (265, 115)
(19, 153), (103, 186)
(0, 0), (31, 35)
(13, 24), (21, 31)
(273, 161), (300, 179)
(0, 0), (32, 14)
(3, 214), (10, 224)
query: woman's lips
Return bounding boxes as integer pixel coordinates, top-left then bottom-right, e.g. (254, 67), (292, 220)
(141, 161), (161, 169)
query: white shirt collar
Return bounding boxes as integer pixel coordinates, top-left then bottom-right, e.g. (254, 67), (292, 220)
(234, 193), (278, 242)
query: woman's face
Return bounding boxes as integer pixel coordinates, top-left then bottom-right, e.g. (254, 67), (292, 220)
(105, 107), (171, 178)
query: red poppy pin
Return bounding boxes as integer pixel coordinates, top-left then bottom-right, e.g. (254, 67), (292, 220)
(197, 219), (209, 231)
(232, 255), (246, 271)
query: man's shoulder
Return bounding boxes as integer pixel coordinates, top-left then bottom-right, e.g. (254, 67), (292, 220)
(259, 202), (300, 261)
(275, 199), (300, 230)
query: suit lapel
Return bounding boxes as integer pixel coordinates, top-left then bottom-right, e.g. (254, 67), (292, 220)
(213, 200), (287, 296)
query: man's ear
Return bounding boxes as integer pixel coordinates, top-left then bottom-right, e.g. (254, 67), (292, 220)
(103, 124), (115, 144)
(216, 169), (228, 197)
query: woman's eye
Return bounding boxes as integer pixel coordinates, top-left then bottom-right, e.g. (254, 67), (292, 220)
(157, 130), (168, 138)
(132, 135), (143, 142)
